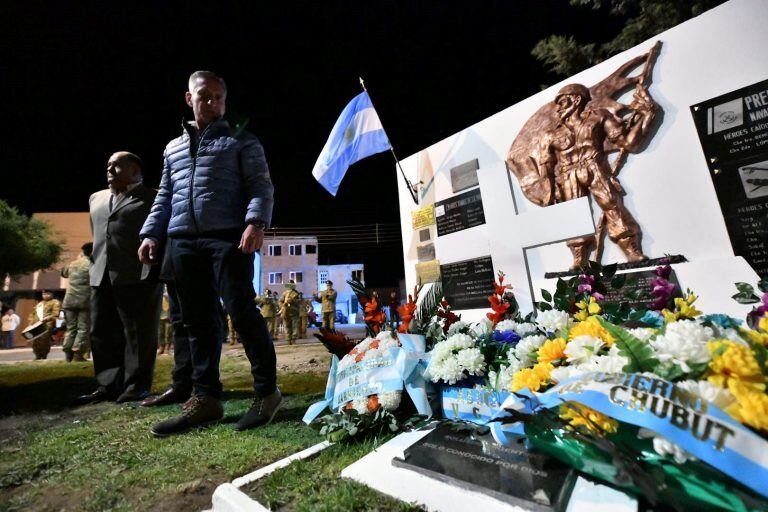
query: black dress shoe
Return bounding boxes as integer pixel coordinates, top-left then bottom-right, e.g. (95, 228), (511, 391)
(140, 387), (191, 407)
(72, 388), (111, 406)
(116, 389), (150, 403)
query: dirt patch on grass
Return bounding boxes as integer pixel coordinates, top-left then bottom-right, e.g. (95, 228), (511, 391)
(151, 476), (224, 512)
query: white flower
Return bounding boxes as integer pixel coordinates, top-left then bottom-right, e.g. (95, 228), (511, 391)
(676, 380), (735, 410)
(494, 319), (517, 333)
(428, 356), (465, 384)
(364, 348), (382, 360)
(535, 310), (572, 333)
(564, 335), (604, 365)
(514, 322), (538, 336)
(514, 334), (546, 366)
(488, 362), (519, 391)
(378, 391), (401, 411)
(352, 396), (370, 415)
(355, 337), (373, 352)
(376, 330), (397, 342)
(650, 320), (713, 373)
(471, 318), (494, 337)
(447, 321), (468, 336)
(456, 348), (486, 375)
(377, 337), (399, 352)
(638, 429), (696, 464)
(627, 327), (657, 341)
(338, 354), (356, 370)
(550, 365), (589, 384)
(720, 328), (748, 345)
(581, 352), (629, 373)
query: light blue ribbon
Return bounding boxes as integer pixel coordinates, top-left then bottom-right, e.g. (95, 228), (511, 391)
(490, 372), (768, 498)
(302, 356), (338, 424)
(441, 386), (510, 425)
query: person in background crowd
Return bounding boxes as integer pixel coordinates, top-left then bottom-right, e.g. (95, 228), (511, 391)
(260, 290), (278, 339)
(388, 290), (400, 327)
(157, 286), (173, 355)
(280, 281), (300, 345)
(26, 290), (61, 359)
(61, 242), (93, 362)
(74, 151), (162, 406)
(314, 280), (337, 330)
(1, 308), (21, 349)
(299, 293), (312, 338)
(139, 70), (279, 435)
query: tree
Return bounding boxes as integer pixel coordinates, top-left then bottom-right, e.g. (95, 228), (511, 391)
(532, 0), (726, 78)
(0, 200), (63, 280)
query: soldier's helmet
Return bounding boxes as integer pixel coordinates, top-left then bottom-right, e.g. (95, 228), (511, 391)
(554, 83), (591, 103)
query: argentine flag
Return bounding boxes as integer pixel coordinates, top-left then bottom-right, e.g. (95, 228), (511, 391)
(312, 92), (392, 196)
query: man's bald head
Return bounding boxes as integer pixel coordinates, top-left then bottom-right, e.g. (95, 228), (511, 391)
(106, 151), (143, 193)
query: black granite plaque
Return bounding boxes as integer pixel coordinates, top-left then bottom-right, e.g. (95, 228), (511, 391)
(441, 256), (495, 310)
(691, 79), (768, 277)
(600, 268), (682, 310)
(435, 188), (485, 237)
(450, 159), (480, 193)
(392, 425), (576, 511)
(419, 228), (431, 242)
(417, 243), (436, 262)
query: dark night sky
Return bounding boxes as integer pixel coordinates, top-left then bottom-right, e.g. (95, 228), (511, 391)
(0, 1), (619, 285)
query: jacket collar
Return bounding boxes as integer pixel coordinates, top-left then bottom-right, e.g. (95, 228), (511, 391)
(181, 117), (231, 140)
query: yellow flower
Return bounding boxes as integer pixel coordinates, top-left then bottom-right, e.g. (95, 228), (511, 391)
(758, 313), (768, 334)
(725, 381), (768, 433)
(662, 293), (702, 323)
(559, 402), (618, 435)
(568, 316), (615, 346)
(707, 340), (766, 392)
(511, 362), (553, 392)
(574, 297), (601, 321)
(741, 327), (768, 347)
(537, 338), (567, 364)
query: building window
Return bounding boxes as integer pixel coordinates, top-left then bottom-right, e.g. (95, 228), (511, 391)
(305, 244), (317, 254)
(268, 245), (282, 257)
(352, 270), (363, 282)
(289, 244), (302, 256)
(269, 272), (283, 285)
(318, 270), (328, 286)
(289, 271), (303, 283)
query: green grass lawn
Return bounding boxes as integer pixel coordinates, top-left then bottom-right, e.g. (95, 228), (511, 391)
(0, 353), (422, 511)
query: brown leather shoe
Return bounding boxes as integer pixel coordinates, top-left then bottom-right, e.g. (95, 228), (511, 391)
(141, 387), (191, 407)
(150, 395), (224, 437)
(235, 389), (282, 431)
(72, 352), (86, 362)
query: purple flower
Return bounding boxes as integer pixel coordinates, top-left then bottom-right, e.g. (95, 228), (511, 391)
(654, 264), (672, 279)
(493, 330), (520, 345)
(747, 293), (768, 328)
(578, 274), (595, 294)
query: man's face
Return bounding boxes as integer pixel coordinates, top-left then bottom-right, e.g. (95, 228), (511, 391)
(42, 292), (52, 301)
(6, 309), (13, 315)
(186, 78), (226, 126)
(106, 153), (139, 192)
(556, 94), (582, 121)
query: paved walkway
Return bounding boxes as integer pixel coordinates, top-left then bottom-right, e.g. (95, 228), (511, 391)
(0, 324), (367, 364)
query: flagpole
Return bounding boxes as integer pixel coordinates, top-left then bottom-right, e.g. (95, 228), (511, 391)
(360, 77), (420, 205)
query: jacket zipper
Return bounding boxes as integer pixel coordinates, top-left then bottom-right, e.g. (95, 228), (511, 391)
(187, 122), (213, 233)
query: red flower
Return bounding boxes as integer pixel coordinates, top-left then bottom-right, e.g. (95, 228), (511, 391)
(397, 289), (418, 334)
(364, 296), (387, 334)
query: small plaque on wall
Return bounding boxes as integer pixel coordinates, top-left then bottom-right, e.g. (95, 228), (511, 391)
(441, 256), (495, 310)
(450, 159), (479, 193)
(416, 260), (441, 284)
(435, 188), (485, 237)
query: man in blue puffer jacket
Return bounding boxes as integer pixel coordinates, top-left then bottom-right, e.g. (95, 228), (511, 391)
(139, 70), (281, 436)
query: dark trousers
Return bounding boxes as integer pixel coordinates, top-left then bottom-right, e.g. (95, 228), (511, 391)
(169, 236), (276, 399)
(2, 331), (13, 349)
(91, 275), (162, 396)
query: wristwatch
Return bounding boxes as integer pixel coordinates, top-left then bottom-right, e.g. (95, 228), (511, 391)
(250, 220), (267, 230)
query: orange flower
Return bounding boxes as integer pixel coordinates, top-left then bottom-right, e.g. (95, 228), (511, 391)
(364, 296), (387, 333)
(397, 289), (418, 334)
(366, 395), (380, 413)
(486, 294), (510, 327)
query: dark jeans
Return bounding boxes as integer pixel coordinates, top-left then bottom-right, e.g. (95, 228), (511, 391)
(2, 331), (13, 349)
(169, 236), (276, 399)
(91, 275), (162, 396)
(165, 281), (226, 394)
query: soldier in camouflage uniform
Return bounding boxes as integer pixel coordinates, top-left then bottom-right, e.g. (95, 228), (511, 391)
(27, 290), (61, 360)
(259, 290), (278, 340)
(61, 243), (93, 362)
(279, 281), (301, 345)
(157, 287), (173, 354)
(298, 293), (312, 339)
(313, 280), (337, 330)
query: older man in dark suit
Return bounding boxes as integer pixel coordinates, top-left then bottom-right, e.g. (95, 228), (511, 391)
(74, 152), (162, 405)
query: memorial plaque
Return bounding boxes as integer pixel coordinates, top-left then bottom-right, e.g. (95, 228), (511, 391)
(441, 256), (495, 310)
(416, 260), (441, 284)
(419, 228), (431, 242)
(450, 158), (480, 193)
(601, 268), (682, 310)
(435, 188), (485, 237)
(691, 79), (768, 277)
(392, 425), (576, 512)
(417, 243), (436, 262)
(412, 203), (436, 230)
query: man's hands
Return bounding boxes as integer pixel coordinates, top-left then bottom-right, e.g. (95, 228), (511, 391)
(239, 224), (264, 254)
(138, 239), (158, 265)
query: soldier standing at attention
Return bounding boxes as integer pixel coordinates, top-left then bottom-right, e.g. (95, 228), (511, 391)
(157, 287), (173, 355)
(298, 293), (312, 338)
(280, 281), (300, 345)
(260, 290), (278, 339)
(27, 290), (61, 360)
(61, 243), (93, 362)
(314, 280), (337, 330)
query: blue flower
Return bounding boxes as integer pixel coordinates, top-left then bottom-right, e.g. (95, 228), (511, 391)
(701, 314), (742, 329)
(493, 330), (520, 345)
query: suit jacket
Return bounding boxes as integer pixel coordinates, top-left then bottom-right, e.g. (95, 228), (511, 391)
(89, 184), (157, 286)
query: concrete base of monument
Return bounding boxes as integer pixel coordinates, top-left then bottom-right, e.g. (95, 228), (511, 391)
(340, 428), (637, 512)
(207, 441), (332, 512)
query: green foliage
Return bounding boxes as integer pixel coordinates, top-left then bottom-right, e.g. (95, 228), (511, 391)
(315, 407), (428, 443)
(0, 200), (63, 280)
(411, 281), (443, 335)
(533, 0), (726, 77)
(732, 281), (763, 304)
(596, 316), (659, 372)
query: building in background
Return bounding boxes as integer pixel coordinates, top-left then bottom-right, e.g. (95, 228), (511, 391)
(260, 234), (364, 323)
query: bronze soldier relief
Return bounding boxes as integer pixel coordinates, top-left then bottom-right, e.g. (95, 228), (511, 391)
(507, 42), (661, 269)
